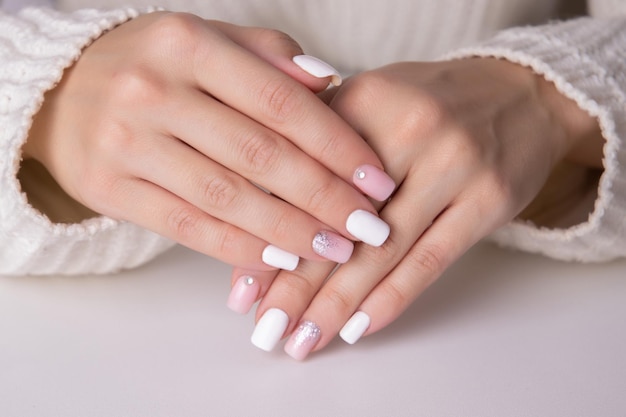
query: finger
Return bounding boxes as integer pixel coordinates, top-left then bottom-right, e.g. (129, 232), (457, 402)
(227, 267), (279, 315)
(131, 126), (354, 267)
(190, 24), (395, 202)
(210, 21), (340, 92)
(98, 176), (277, 271)
(317, 85), (340, 105)
(274, 167), (462, 360)
(164, 88), (391, 249)
(344, 200), (489, 343)
(249, 260), (337, 352)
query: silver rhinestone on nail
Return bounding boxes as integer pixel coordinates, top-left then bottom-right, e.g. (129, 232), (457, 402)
(244, 276), (255, 285)
(294, 321), (321, 348)
(356, 169), (366, 180)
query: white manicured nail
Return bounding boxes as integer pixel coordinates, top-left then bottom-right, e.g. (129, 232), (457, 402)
(346, 210), (390, 247)
(340, 311), (371, 345)
(251, 308), (289, 351)
(293, 54), (342, 86)
(262, 245), (299, 271)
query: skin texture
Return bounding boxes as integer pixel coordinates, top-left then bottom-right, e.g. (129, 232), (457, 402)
(22, 12), (389, 270)
(232, 58), (603, 359)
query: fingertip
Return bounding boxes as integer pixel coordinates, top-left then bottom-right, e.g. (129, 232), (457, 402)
(339, 311), (371, 345)
(227, 275), (261, 314)
(292, 54), (342, 90)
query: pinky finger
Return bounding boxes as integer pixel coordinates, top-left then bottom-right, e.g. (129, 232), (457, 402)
(227, 267), (279, 315)
(341, 205), (485, 344)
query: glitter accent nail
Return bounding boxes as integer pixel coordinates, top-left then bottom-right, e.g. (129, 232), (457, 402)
(311, 231), (354, 264)
(293, 321), (321, 348)
(284, 320), (321, 360)
(312, 231), (333, 256)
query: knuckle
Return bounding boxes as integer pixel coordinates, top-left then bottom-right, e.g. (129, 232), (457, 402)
(213, 224), (241, 260)
(148, 12), (203, 51)
(398, 94), (451, 142)
(197, 174), (239, 211)
(379, 278), (412, 310)
(314, 134), (342, 167)
(266, 209), (294, 242)
(167, 206), (202, 239)
(371, 232), (402, 263)
(107, 66), (166, 109)
(304, 178), (336, 214)
(257, 77), (302, 124)
(333, 71), (388, 117)
(92, 120), (135, 158)
(255, 28), (303, 56)
(431, 128), (482, 175)
(238, 129), (281, 175)
(405, 243), (447, 277)
(323, 284), (354, 315)
(415, 94), (451, 130)
(277, 269), (319, 298)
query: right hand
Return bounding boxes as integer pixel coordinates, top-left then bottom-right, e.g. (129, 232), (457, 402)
(23, 12), (395, 271)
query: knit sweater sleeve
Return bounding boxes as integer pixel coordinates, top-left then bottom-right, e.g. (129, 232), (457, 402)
(0, 6), (175, 276)
(446, 2), (626, 263)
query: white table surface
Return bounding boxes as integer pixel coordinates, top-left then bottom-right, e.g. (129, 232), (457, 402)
(1, 242), (625, 417)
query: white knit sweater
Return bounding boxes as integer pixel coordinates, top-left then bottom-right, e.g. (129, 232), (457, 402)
(1, 0), (625, 275)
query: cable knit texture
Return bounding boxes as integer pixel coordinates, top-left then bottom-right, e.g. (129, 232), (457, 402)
(448, 15), (626, 262)
(1, 0), (625, 275)
(0, 6), (174, 275)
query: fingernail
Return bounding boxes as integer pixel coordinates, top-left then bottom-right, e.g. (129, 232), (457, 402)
(293, 54), (342, 86)
(284, 320), (321, 361)
(346, 210), (390, 247)
(339, 311), (371, 345)
(353, 165), (396, 201)
(312, 231), (354, 264)
(262, 245), (299, 271)
(227, 276), (260, 314)
(251, 308), (289, 352)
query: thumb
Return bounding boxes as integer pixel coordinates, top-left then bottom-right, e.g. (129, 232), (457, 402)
(210, 21), (341, 93)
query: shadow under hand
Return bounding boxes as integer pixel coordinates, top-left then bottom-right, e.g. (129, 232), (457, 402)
(327, 241), (626, 352)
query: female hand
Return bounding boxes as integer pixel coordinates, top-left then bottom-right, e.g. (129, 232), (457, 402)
(231, 58), (602, 357)
(23, 12), (396, 272)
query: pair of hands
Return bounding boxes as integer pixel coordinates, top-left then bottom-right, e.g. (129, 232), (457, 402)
(234, 57), (601, 359)
(24, 12), (600, 360)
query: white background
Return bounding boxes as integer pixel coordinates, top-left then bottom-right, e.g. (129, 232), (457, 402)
(1, 242), (625, 416)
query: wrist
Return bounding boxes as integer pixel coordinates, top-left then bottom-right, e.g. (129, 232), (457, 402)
(535, 72), (603, 168)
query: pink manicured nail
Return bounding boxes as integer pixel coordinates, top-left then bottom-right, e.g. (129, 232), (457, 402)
(312, 231), (354, 263)
(353, 164), (396, 201)
(284, 320), (321, 361)
(227, 276), (260, 314)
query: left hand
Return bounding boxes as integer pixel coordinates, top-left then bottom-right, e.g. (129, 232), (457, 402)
(231, 58), (602, 358)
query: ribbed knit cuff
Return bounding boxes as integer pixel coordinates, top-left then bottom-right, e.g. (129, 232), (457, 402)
(0, 7), (174, 276)
(445, 17), (626, 262)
